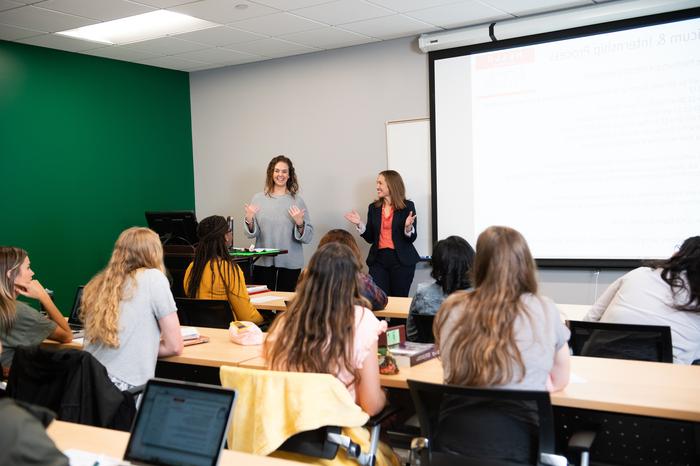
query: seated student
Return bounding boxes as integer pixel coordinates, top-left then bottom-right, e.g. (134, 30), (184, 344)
(0, 247), (72, 372)
(183, 215), (263, 324)
(81, 227), (183, 390)
(406, 235), (474, 341)
(316, 229), (388, 311)
(0, 342), (69, 466)
(435, 226), (570, 392)
(583, 236), (700, 364)
(264, 243), (387, 416)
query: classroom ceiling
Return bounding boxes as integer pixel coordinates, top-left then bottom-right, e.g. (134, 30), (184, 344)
(0, 0), (612, 72)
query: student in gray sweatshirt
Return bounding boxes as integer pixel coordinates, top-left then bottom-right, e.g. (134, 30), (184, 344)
(244, 155), (313, 291)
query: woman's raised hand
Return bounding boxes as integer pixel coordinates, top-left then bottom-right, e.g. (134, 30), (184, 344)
(404, 211), (416, 232)
(344, 209), (361, 226)
(244, 204), (260, 223)
(288, 205), (306, 226)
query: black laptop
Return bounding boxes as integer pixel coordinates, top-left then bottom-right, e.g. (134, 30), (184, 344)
(68, 286), (85, 338)
(122, 378), (237, 466)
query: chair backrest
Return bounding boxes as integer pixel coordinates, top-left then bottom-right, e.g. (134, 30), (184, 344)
(412, 314), (436, 343)
(175, 298), (234, 329)
(567, 320), (673, 363)
(408, 379), (556, 466)
(6, 346), (136, 430)
(163, 244), (195, 298)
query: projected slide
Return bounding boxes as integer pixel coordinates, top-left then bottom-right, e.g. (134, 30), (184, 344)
(434, 13), (700, 262)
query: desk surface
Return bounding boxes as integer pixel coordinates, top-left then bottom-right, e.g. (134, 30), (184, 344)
(47, 420), (302, 465)
(252, 291), (590, 322)
(240, 355), (700, 422)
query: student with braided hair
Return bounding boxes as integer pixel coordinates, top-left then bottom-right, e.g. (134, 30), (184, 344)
(184, 215), (263, 324)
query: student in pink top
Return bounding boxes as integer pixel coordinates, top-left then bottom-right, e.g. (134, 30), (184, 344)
(263, 242), (387, 415)
(345, 170), (420, 297)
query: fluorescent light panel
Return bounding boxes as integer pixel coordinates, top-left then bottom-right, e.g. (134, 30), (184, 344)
(56, 10), (217, 45)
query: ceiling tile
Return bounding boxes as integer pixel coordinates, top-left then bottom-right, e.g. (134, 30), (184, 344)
(36, 0), (155, 21)
(170, 0), (278, 23)
(122, 36), (208, 54)
(132, 0), (195, 7)
(480, 0), (590, 16)
(230, 11), (325, 36)
(365, 0), (464, 12)
(340, 13), (439, 39)
(138, 54), (207, 70)
(0, 5), (97, 32)
(252, 0), (332, 9)
(17, 31), (106, 51)
(0, 0), (22, 12)
(405, 1), (510, 28)
(226, 37), (319, 57)
(0, 22), (43, 39)
(82, 44), (161, 61)
(172, 45), (260, 63)
(171, 25), (264, 46)
(279, 25), (375, 48)
(293, 0), (393, 26)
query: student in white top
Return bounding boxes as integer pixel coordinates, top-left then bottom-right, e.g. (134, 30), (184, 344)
(584, 236), (700, 364)
(81, 227), (183, 390)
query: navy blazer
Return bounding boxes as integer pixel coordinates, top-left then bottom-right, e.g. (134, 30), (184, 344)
(360, 200), (420, 267)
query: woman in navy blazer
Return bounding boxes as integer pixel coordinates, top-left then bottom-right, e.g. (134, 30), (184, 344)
(345, 170), (419, 297)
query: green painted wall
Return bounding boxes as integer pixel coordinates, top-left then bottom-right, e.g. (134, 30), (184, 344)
(0, 40), (195, 314)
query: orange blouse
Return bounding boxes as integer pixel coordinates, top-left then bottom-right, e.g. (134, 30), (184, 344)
(378, 205), (394, 250)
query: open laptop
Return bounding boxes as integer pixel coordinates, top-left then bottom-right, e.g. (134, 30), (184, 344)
(122, 378), (237, 466)
(68, 286), (85, 338)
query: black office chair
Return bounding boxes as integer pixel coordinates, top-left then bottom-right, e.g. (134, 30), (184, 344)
(6, 346), (140, 431)
(175, 298), (234, 329)
(163, 244), (195, 298)
(411, 314), (436, 343)
(408, 380), (594, 466)
(567, 320), (673, 363)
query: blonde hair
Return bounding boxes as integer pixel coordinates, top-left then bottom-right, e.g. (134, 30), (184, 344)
(81, 227), (165, 347)
(0, 247), (27, 332)
(434, 226), (538, 386)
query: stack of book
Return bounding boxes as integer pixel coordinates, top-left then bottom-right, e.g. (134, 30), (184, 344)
(378, 325), (439, 368)
(246, 284), (269, 295)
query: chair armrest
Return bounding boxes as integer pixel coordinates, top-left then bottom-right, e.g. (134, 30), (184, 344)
(568, 430), (596, 452)
(365, 404), (400, 427)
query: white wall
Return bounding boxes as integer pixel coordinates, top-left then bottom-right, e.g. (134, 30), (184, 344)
(190, 35), (627, 305)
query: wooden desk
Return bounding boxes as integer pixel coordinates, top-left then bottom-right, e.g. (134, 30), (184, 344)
(47, 420), (302, 465)
(252, 291), (590, 323)
(42, 327), (264, 369)
(240, 355), (700, 422)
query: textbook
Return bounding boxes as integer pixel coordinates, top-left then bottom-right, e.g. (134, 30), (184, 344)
(388, 342), (439, 368)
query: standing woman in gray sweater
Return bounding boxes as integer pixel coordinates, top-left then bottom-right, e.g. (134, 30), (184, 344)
(244, 155), (313, 291)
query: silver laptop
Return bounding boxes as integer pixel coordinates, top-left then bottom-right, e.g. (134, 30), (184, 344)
(122, 378), (236, 466)
(68, 286), (85, 338)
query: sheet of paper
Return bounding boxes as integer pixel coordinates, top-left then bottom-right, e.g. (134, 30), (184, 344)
(250, 295), (282, 304)
(64, 449), (125, 466)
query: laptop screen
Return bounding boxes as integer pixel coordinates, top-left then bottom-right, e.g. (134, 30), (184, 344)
(124, 379), (236, 466)
(68, 286), (84, 326)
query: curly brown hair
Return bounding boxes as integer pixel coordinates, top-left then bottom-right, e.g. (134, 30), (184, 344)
(264, 155), (299, 197)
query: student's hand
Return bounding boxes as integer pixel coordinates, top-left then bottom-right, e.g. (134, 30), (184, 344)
(288, 205), (306, 226)
(15, 279), (49, 301)
(345, 210), (361, 226)
(404, 211), (416, 232)
(244, 204), (260, 223)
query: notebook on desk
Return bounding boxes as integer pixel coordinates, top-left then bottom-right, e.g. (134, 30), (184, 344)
(68, 286), (85, 338)
(123, 378), (236, 466)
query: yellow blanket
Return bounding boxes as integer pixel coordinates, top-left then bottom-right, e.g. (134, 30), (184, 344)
(220, 366), (398, 466)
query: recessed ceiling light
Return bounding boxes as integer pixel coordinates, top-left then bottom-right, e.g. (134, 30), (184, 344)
(56, 10), (218, 45)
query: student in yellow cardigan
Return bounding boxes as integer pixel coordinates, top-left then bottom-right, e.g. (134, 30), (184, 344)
(183, 215), (263, 324)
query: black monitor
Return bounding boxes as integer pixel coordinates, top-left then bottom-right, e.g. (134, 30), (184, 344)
(145, 211), (198, 246)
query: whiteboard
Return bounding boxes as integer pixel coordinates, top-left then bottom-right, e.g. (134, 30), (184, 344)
(386, 118), (431, 258)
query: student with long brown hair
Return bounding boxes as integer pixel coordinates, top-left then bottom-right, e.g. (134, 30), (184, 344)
(244, 155), (313, 291)
(0, 247), (72, 370)
(345, 170), (419, 297)
(184, 215), (263, 323)
(435, 226), (570, 391)
(316, 229), (387, 311)
(81, 227), (183, 390)
(264, 242), (387, 416)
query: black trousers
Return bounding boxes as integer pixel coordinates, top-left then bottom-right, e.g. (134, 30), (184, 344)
(368, 249), (416, 297)
(253, 265), (301, 292)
